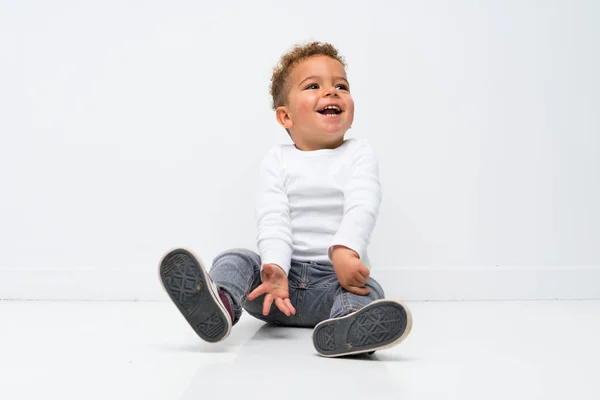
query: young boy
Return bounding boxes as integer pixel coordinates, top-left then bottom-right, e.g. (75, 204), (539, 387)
(159, 42), (412, 358)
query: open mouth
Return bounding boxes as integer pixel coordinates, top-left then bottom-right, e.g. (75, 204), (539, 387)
(317, 105), (342, 116)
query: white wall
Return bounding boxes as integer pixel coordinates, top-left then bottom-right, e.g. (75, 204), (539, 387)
(1, 0), (599, 300)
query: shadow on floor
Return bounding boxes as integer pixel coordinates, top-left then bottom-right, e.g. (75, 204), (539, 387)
(177, 322), (414, 400)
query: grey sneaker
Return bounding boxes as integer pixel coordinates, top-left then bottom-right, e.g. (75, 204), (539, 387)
(159, 248), (233, 343)
(312, 299), (412, 357)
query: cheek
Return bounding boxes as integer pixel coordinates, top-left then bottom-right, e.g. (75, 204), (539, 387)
(297, 96), (316, 115)
(291, 92), (318, 116)
(346, 99), (355, 119)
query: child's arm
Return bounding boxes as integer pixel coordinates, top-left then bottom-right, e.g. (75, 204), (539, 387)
(329, 140), (382, 294)
(256, 147), (293, 277)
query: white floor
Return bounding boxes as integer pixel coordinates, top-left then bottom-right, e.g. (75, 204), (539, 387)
(1, 300), (599, 400)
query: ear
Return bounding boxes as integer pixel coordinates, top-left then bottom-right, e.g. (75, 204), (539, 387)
(275, 106), (293, 130)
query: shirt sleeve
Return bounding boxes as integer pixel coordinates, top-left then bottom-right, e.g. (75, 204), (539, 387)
(256, 146), (293, 276)
(328, 139), (382, 262)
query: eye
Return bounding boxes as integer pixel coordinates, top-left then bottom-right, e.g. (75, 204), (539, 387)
(305, 83), (319, 90)
(336, 84), (349, 91)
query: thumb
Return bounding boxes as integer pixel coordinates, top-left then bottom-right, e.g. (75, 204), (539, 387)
(347, 285), (371, 296)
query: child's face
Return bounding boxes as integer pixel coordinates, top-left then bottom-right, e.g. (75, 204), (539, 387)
(277, 55), (354, 150)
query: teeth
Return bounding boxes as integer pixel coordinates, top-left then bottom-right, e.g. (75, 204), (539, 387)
(319, 105), (341, 112)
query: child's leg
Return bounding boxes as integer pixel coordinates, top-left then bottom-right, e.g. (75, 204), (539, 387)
(209, 248), (262, 325)
(312, 277), (413, 357)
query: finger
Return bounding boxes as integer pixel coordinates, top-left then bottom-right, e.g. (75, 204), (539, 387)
(358, 264), (370, 280)
(347, 285), (371, 296)
(248, 284), (268, 301)
(263, 293), (274, 316)
(353, 273), (369, 287)
(284, 298), (296, 315)
(349, 274), (368, 288)
(275, 298), (290, 316)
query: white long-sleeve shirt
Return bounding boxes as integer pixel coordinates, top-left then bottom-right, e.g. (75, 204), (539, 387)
(256, 138), (381, 275)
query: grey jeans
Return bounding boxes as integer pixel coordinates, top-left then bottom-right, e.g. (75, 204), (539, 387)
(209, 248), (385, 327)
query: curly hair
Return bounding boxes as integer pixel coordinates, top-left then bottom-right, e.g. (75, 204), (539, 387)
(270, 41), (346, 110)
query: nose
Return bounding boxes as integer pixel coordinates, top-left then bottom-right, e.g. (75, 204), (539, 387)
(324, 86), (339, 97)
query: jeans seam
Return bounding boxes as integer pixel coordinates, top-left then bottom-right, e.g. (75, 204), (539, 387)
(341, 290), (352, 313)
(247, 261), (258, 293)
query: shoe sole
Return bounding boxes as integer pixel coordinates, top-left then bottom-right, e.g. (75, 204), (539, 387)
(312, 299), (412, 357)
(158, 248), (232, 343)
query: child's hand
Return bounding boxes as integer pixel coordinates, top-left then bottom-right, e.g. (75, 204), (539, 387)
(248, 263), (296, 317)
(331, 246), (371, 296)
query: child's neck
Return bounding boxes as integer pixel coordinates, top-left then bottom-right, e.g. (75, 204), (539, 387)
(293, 137), (345, 152)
